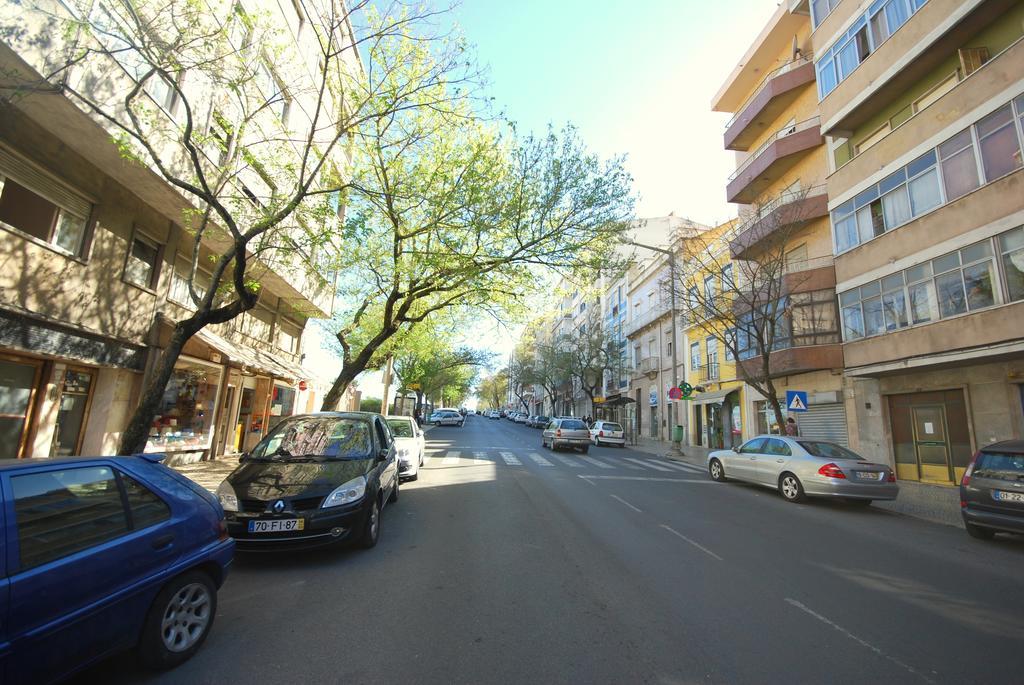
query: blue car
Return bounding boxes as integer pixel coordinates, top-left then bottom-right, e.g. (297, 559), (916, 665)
(0, 454), (234, 683)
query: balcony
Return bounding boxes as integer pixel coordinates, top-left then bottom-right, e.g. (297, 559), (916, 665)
(726, 117), (823, 204)
(699, 363), (720, 383)
(724, 58), (816, 152)
(738, 343), (844, 379)
(633, 356), (661, 378)
(624, 303), (671, 338)
(729, 186), (829, 259)
(819, 0), (1015, 136)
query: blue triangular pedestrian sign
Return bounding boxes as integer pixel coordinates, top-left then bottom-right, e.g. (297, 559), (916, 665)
(786, 390), (808, 412)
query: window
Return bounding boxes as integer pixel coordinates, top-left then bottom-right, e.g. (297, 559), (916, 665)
(0, 153), (92, 256)
(939, 129), (980, 201)
(279, 321), (301, 354)
(856, 123), (891, 155)
(740, 438), (767, 454)
(690, 342), (701, 371)
(687, 287), (699, 313)
(764, 438), (792, 457)
(722, 264), (734, 291)
(976, 105), (1022, 183)
(13, 466), (129, 570)
(168, 261), (208, 309)
(237, 308), (273, 340)
(121, 473), (171, 529)
(124, 233), (159, 289)
(703, 275), (716, 314)
(839, 233), (1008, 341)
(257, 61), (289, 123)
(811, 0), (842, 28)
(724, 328), (736, 361)
(705, 337), (718, 377)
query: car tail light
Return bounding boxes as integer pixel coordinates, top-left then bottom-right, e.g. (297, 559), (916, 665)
(817, 463), (846, 479)
(961, 451), (980, 486)
(599, 431), (604, 437)
(556, 429), (562, 437)
(217, 518), (229, 541)
(887, 470), (896, 483)
(960, 500), (968, 509)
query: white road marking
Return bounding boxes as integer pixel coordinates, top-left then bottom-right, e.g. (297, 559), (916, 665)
(553, 455), (584, 468)
(499, 451), (521, 465)
(442, 451), (461, 465)
(660, 525), (723, 561)
(473, 451), (489, 461)
(610, 494), (642, 513)
(578, 475), (715, 483)
(658, 460), (705, 474)
(784, 598), (935, 683)
(624, 458), (673, 471)
(527, 452), (553, 466)
(581, 456), (614, 469)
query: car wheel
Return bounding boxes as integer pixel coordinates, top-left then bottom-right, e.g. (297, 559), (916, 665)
(388, 476), (399, 503)
(359, 499), (381, 549)
(709, 458), (727, 482)
(137, 570), (217, 670)
(965, 522), (996, 540)
(594, 438), (602, 447)
(778, 473), (806, 503)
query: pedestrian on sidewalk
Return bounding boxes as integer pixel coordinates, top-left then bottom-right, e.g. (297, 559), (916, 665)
(784, 417), (798, 436)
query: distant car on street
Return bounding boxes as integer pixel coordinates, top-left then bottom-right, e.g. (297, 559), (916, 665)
(432, 410), (464, 426)
(218, 412), (400, 551)
(1, 454), (234, 683)
(513, 413), (529, 424)
(488, 411), (500, 420)
(542, 418), (592, 453)
(590, 421), (625, 447)
(528, 415), (549, 428)
(707, 436), (898, 504)
(960, 440), (1024, 540)
(386, 416), (426, 481)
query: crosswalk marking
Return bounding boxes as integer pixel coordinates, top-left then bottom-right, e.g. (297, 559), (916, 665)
(659, 460), (705, 474)
(442, 451), (461, 465)
(624, 458), (673, 472)
(527, 452), (553, 466)
(552, 454), (585, 468)
(473, 451), (489, 461)
(580, 456), (614, 469)
(499, 451), (521, 465)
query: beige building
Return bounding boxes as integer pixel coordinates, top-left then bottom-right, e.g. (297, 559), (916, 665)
(712, 0), (848, 448)
(811, 0), (1024, 485)
(0, 1), (359, 461)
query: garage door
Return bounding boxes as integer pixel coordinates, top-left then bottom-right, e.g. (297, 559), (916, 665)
(796, 403), (848, 446)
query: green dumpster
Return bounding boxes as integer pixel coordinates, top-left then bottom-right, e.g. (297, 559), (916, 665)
(671, 425), (684, 442)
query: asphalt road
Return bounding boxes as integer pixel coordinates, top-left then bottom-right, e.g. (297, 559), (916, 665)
(81, 414), (1024, 684)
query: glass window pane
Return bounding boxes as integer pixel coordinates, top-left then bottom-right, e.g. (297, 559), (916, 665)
(935, 270), (967, 317)
(836, 40), (860, 79)
(842, 305), (864, 340)
(884, 0), (911, 31)
(838, 288), (860, 306)
(977, 113), (1023, 182)
(959, 241), (991, 264)
(881, 273), (904, 291)
(1002, 248), (1024, 302)
(53, 211), (87, 254)
(121, 474), (171, 529)
(882, 290), (908, 330)
(860, 281), (881, 298)
(932, 251), (960, 273)
(940, 146), (980, 201)
(977, 105), (1014, 138)
(870, 10), (890, 45)
(907, 168), (941, 216)
(817, 60), (837, 97)
(863, 296), (884, 336)
(962, 261), (995, 310)
(834, 215), (858, 251)
(879, 168), (906, 194)
(908, 281), (937, 324)
(882, 186), (912, 228)
(906, 149), (937, 178)
(905, 263), (931, 283)
(999, 226), (1024, 253)
(0, 177), (59, 241)
(854, 185), (880, 208)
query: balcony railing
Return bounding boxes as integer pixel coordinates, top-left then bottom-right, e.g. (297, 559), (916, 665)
(699, 363), (720, 382)
(633, 356), (660, 377)
(624, 303), (671, 338)
(724, 57), (813, 132)
(729, 117), (821, 183)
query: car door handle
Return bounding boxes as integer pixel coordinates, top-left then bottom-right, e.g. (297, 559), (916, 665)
(776, 459), (785, 463)
(151, 534), (174, 550)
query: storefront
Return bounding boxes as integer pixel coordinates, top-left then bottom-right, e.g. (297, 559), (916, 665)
(691, 387), (743, 449)
(0, 352), (44, 458)
(144, 356), (223, 457)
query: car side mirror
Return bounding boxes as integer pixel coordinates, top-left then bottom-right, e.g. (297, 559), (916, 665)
(239, 452), (250, 462)
(732, 446), (741, 453)
(378, 448), (390, 462)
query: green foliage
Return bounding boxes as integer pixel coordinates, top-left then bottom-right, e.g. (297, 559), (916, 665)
(359, 397), (382, 413)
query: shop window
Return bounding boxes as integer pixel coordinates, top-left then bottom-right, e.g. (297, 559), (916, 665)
(12, 466), (129, 570)
(267, 384), (296, 431)
(146, 359), (223, 452)
(124, 233), (160, 289)
(0, 357), (42, 458)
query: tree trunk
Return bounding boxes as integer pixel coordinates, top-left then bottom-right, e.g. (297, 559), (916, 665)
(321, 364), (360, 410)
(769, 394), (786, 434)
(117, 323), (196, 455)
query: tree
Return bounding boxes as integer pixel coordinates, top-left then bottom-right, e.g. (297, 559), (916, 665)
(669, 188), (837, 431)
(359, 397), (382, 413)
(317, 32), (635, 409)
(515, 326), (572, 417)
(563, 323), (619, 410)
(476, 369), (509, 411)
(2, 0), (475, 453)
(393, 330), (493, 414)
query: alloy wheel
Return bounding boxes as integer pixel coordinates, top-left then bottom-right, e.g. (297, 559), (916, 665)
(160, 583), (212, 653)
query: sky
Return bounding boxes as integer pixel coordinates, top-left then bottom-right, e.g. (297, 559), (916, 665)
(344, 0), (782, 401)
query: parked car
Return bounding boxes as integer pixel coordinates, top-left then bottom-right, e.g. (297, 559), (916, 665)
(528, 415), (550, 428)
(432, 409), (464, 426)
(541, 418), (592, 453)
(488, 411), (500, 420)
(590, 420), (626, 447)
(514, 413), (529, 424)
(707, 436), (898, 504)
(960, 440), (1024, 540)
(218, 412), (399, 551)
(1, 454), (234, 683)
(386, 415), (426, 481)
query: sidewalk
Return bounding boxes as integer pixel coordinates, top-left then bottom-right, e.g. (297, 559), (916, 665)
(632, 437), (963, 529)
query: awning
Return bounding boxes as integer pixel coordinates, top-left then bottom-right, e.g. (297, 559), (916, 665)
(194, 328), (308, 382)
(691, 387), (739, 406)
(602, 395), (636, 407)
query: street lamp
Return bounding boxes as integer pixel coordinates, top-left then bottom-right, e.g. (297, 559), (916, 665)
(628, 239), (683, 454)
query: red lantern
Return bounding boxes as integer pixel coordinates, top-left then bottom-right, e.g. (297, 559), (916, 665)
(298, 380), (308, 391)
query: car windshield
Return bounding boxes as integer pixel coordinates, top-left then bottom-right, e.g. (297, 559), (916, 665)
(386, 419), (414, 438)
(601, 423), (623, 432)
(560, 419), (586, 430)
(249, 416), (372, 461)
(797, 440), (864, 461)
(974, 451), (1024, 481)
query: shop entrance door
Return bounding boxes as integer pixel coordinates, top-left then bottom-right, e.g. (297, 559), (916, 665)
(912, 405), (953, 482)
(51, 368), (95, 457)
(0, 356), (43, 458)
(235, 387), (254, 452)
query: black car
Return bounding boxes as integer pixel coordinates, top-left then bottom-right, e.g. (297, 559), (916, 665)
(960, 440), (1024, 540)
(217, 413), (400, 551)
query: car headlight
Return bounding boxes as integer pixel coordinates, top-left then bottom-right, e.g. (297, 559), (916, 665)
(216, 480), (238, 512)
(322, 475), (367, 509)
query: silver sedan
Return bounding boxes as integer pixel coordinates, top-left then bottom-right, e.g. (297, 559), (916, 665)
(707, 436), (899, 504)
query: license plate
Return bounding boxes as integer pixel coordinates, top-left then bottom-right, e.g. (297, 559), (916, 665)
(854, 471), (880, 481)
(248, 519), (305, 533)
(995, 491), (1024, 503)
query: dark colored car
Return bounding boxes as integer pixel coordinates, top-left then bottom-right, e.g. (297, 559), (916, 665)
(218, 413), (400, 551)
(1, 455), (234, 683)
(960, 440), (1024, 540)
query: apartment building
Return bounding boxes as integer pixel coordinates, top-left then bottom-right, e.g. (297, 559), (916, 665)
(711, 0), (849, 447)
(0, 1), (359, 461)
(812, 0), (1024, 484)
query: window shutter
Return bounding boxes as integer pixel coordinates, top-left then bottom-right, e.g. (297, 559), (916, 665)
(0, 145), (93, 219)
(958, 47), (990, 77)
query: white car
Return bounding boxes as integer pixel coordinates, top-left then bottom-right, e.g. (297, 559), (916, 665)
(432, 409), (464, 426)
(386, 416), (426, 480)
(590, 420), (625, 447)
(514, 413), (529, 424)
